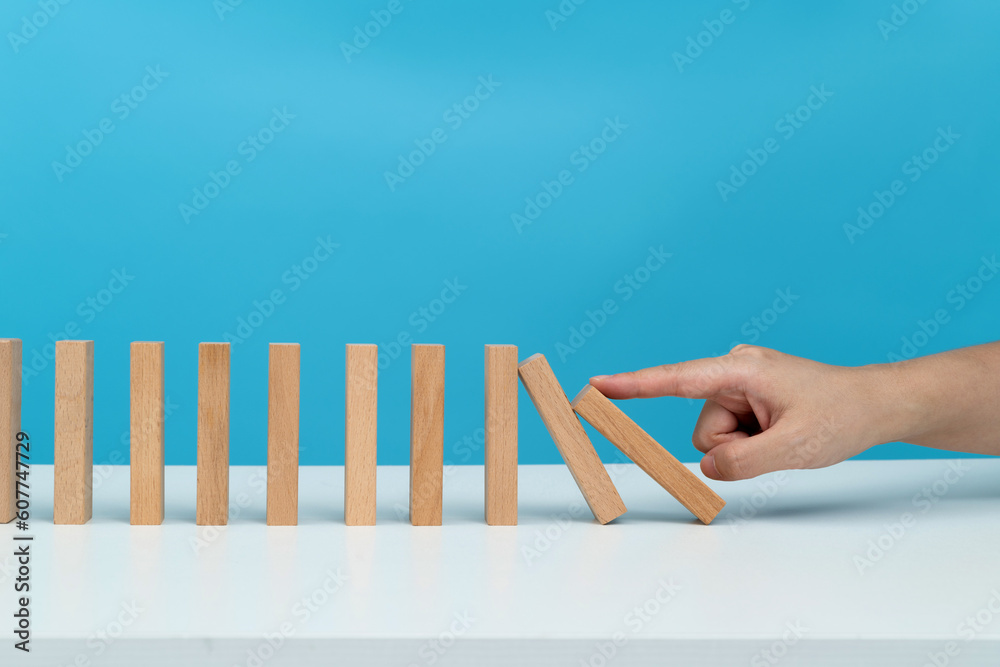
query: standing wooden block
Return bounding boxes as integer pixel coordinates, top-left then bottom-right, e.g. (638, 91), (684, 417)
(1, 339), (22, 524)
(267, 343), (300, 526)
(345, 344), (377, 526)
(485, 344), (517, 525)
(410, 344), (444, 526)
(131, 342), (165, 525)
(196, 343), (230, 526)
(572, 384), (726, 524)
(54, 340), (94, 525)
(517, 353), (626, 525)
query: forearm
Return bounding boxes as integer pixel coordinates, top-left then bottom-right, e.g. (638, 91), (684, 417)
(867, 341), (1000, 455)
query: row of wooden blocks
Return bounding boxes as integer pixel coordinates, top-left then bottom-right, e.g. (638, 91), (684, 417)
(0, 339), (725, 527)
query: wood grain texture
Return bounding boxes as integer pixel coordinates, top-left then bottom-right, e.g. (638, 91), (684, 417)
(572, 384), (726, 524)
(485, 344), (517, 525)
(517, 353), (626, 525)
(131, 342), (165, 525)
(0, 339), (22, 524)
(53, 340), (93, 525)
(410, 344), (444, 526)
(345, 344), (377, 526)
(197, 343), (230, 526)
(267, 343), (300, 526)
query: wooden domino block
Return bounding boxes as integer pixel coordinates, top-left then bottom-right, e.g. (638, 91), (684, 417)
(196, 343), (230, 526)
(131, 342), (165, 525)
(267, 343), (300, 526)
(410, 344), (444, 526)
(1, 339), (22, 524)
(572, 384), (726, 524)
(54, 340), (94, 525)
(485, 344), (517, 525)
(518, 353), (626, 524)
(345, 344), (378, 526)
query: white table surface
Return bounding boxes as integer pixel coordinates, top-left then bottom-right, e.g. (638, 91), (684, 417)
(3, 460), (999, 666)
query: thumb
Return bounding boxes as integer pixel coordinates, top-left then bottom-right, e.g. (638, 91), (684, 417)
(700, 428), (790, 481)
(590, 355), (743, 400)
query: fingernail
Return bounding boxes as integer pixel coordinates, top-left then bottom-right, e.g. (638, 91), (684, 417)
(703, 454), (719, 480)
(590, 375), (609, 382)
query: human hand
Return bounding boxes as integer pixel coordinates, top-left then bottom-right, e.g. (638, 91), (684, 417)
(589, 345), (893, 481)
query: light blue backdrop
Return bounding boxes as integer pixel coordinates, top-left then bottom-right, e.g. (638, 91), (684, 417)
(2, 0), (998, 466)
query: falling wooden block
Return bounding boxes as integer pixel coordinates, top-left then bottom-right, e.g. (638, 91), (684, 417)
(1, 339), (22, 524)
(410, 344), (444, 526)
(267, 343), (300, 526)
(53, 340), (94, 525)
(572, 384), (726, 524)
(197, 343), (230, 526)
(518, 353), (626, 525)
(131, 342), (165, 525)
(485, 344), (517, 526)
(345, 344), (378, 526)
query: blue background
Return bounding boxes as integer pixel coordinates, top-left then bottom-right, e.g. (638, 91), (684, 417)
(2, 0), (998, 467)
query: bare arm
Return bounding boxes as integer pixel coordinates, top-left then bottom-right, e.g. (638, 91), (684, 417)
(589, 342), (1000, 481)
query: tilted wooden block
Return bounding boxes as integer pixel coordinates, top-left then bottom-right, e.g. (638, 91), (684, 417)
(54, 340), (94, 525)
(131, 342), (165, 525)
(196, 343), (230, 526)
(410, 344), (444, 526)
(518, 353), (626, 524)
(485, 344), (517, 525)
(345, 344), (378, 526)
(267, 343), (300, 526)
(1, 339), (22, 524)
(572, 384), (726, 525)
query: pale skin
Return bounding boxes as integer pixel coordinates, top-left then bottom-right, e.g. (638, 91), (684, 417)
(589, 342), (1000, 481)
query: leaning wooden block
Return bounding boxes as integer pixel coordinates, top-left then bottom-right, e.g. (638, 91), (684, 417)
(485, 344), (517, 525)
(267, 343), (300, 526)
(54, 340), (94, 525)
(1, 339), (22, 524)
(517, 353), (626, 525)
(572, 384), (726, 524)
(197, 343), (230, 526)
(345, 344), (378, 526)
(410, 344), (444, 526)
(131, 342), (165, 525)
